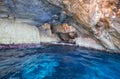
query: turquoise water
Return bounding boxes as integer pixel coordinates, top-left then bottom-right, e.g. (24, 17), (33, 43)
(0, 45), (120, 79)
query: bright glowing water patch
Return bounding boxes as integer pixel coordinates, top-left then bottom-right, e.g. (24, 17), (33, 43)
(0, 45), (120, 79)
(21, 54), (59, 79)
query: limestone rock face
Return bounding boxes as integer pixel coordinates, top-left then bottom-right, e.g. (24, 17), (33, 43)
(0, 0), (120, 52)
(0, 19), (59, 44)
(0, 19), (40, 44)
(53, 23), (78, 41)
(55, 23), (76, 33)
(38, 23), (60, 42)
(48, 0), (120, 51)
(0, 0), (63, 25)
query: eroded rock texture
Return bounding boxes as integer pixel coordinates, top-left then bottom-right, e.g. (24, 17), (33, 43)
(48, 0), (120, 51)
(0, 0), (120, 52)
(0, 0), (64, 25)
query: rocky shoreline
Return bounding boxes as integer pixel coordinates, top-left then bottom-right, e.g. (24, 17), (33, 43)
(0, 0), (120, 53)
(0, 42), (119, 53)
(0, 18), (119, 53)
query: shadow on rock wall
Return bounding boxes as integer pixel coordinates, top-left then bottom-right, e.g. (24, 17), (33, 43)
(0, 0), (68, 26)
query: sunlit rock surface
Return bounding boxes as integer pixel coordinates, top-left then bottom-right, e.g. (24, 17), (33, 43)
(0, 19), (40, 44)
(48, 0), (120, 52)
(38, 23), (60, 42)
(0, 19), (59, 44)
(0, 0), (120, 52)
(53, 23), (78, 41)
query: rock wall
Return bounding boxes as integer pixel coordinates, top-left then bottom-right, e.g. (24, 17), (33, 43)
(47, 0), (120, 52)
(0, 0), (120, 52)
(0, 19), (59, 44)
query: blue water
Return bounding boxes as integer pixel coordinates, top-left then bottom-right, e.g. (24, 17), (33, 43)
(0, 45), (120, 79)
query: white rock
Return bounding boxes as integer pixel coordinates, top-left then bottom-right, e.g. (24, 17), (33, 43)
(0, 19), (59, 44)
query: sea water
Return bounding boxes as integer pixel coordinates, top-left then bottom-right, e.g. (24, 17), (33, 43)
(0, 45), (120, 79)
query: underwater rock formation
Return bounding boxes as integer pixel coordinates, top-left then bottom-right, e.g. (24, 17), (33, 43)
(0, 0), (120, 52)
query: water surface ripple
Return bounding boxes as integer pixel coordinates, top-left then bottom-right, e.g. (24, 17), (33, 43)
(0, 45), (120, 79)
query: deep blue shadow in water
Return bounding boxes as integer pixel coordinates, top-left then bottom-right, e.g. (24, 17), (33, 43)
(0, 45), (120, 79)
